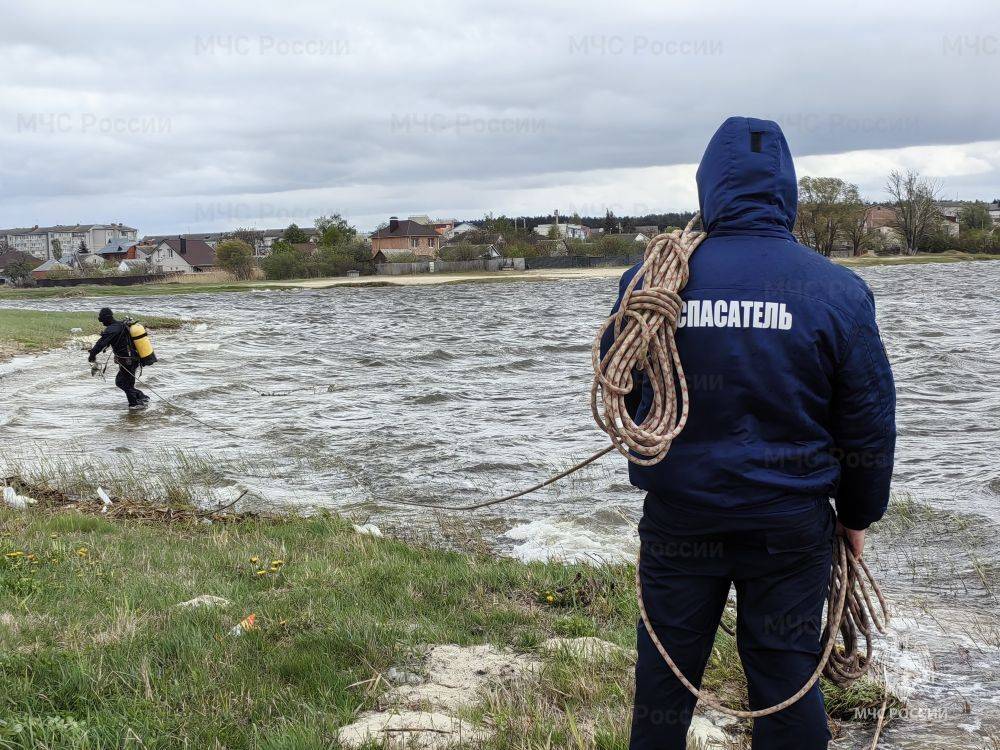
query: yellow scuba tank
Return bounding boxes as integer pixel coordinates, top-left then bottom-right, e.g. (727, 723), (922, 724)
(127, 320), (157, 366)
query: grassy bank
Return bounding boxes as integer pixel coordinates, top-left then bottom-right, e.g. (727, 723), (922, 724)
(0, 251), (997, 301)
(0, 309), (183, 361)
(0, 280), (280, 301)
(0, 476), (894, 749)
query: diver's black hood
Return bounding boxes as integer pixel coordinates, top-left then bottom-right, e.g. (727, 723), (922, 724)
(98, 307), (114, 324)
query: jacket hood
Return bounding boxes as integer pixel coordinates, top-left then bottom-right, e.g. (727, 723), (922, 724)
(696, 117), (797, 237)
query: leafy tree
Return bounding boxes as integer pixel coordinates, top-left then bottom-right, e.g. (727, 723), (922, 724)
(224, 227), (265, 254)
(957, 228), (996, 253)
(261, 240), (309, 280)
(260, 240), (309, 279)
(546, 223), (560, 240)
(796, 177), (862, 256)
(261, 235), (371, 279)
(603, 209), (617, 234)
(315, 214), (356, 248)
(594, 234), (639, 257)
(438, 243), (484, 262)
(959, 201), (993, 232)
(4, 259), (35, 284)
(885, 170), (940, 255)
(78, 240), (88, 253)
(505, 241), (542, 258)
(315, 238), (369, 275)
(379, 251), (420, 263)
(842, 197), (872, 257)
(483, 213), (515, 236)
(282, 223), (311, 243)
(215, 239), (256, 280)
(51, 239), (62, 260)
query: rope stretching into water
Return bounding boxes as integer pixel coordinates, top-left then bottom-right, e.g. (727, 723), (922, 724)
(117, 214), (889, 717)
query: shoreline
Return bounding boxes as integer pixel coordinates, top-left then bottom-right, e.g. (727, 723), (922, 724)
(0, 473), (896, 748)
(0, 252), (997, 300)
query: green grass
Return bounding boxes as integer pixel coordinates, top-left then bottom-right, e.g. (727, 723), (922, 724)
(0, 508), (637, 748)
(0, 309), (183, 356)
(0, 488), (895, 749)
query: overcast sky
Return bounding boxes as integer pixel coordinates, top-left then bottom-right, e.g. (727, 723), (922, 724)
(1, 0), (998, 234)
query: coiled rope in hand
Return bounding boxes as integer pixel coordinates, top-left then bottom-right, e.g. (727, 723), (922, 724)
(590, 214), (889, 717)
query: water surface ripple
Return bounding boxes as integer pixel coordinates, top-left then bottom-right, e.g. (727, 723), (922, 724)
(2, 261), (999, 747)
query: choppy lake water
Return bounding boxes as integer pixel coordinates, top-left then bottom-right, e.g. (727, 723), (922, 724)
(2, 261), (999, 748)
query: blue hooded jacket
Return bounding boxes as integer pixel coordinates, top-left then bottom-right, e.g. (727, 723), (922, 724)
(602, 117), (896, 530)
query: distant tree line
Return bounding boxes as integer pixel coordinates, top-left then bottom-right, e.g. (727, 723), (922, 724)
(795, 169), (999, 257)
(451, 211), (696, 234)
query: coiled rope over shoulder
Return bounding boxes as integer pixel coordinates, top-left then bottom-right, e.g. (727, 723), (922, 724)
(590, 213), (889, 718)
(590, 215), (706, 464)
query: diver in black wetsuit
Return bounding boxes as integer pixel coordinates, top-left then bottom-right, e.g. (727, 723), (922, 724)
(87, 307), (149, 410)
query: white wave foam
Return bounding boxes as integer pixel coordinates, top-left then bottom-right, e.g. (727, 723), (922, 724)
(503, 517), (637, 564)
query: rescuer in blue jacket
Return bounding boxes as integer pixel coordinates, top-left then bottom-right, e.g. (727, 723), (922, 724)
(604, 117), (896, 749)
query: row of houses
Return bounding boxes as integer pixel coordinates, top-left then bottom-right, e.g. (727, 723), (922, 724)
(368, 214), (660, 262)
(0, 223), (137, 261)
(21, 237), (218, 280)
(7, 199), (999, 279)
(142, 227), (320, 258)
(861, 201), (1000, 250)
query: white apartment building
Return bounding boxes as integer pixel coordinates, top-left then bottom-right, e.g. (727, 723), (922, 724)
(0, 223), (138, 260)
(532, 222), (589, 240)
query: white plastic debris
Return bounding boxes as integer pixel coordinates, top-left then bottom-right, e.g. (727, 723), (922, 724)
(2, 486), (36, 510)
(353, 523), (383, 537)
(97, 487), (113, 513)
(176, 595), (230, 609)
(70, 327), (83, 333)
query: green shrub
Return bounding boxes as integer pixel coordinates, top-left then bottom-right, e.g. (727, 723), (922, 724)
(215, 239), (257, 280)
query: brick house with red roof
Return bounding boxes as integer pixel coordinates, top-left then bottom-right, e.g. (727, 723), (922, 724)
(370, 217), (441, 260)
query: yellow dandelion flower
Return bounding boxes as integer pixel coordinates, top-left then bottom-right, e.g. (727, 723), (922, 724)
(546, 594), (555, 603)
(271, 560), (284, 566)
(250, 556), (260, 564)
(49, 533), (58, 539)
(255, 569), (268, 576)
(5, 551), (24, 558)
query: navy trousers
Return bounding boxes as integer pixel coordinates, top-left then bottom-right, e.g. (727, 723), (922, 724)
(630, 497), (835, 750)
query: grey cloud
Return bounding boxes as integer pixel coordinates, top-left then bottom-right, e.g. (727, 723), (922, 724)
(1, 0), (998, 232)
